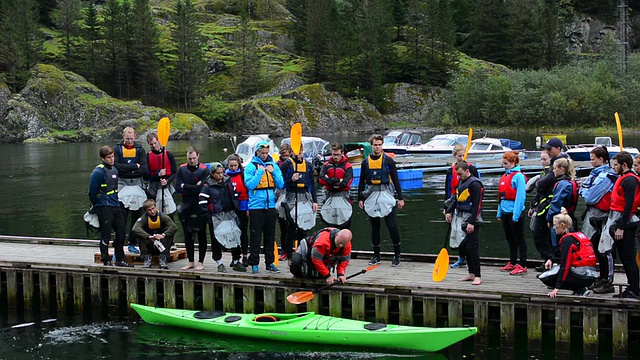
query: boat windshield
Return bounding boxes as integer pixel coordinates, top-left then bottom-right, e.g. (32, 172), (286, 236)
(471, 143), (491, 151)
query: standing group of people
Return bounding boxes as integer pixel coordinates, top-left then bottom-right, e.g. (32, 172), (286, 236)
(88, 130), (407, 282)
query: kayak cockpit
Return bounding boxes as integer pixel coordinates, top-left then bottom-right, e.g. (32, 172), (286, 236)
(252, 312), (315, 323)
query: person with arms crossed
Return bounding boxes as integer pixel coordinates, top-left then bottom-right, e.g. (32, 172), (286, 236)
(319, 142), (354, 229)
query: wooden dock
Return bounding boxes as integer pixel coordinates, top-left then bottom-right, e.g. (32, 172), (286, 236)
(0, 235), (638, 358)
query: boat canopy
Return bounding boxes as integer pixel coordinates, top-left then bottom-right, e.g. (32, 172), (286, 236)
(281, 136), (330, 162)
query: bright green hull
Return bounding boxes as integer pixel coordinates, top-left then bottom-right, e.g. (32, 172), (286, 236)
(130, 303), (477, 352)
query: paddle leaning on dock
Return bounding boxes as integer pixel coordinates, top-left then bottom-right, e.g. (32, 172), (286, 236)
(130, 303), (477, 352)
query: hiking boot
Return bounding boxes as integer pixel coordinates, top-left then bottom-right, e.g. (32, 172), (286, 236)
(115, 261), (134, 268)
(572, 288), (591, 296)
(232, 262), (247, 272)
(535, 265), (546, 272)
(588, 279), (607, 290)
(128, 245), (140, 254)
(500, 262), (516, 272)
(159, 255), (169, 269)
(509, 264), (527, 275)
(613, 288), (640, 299)
(252, 265), (260, 274)
(392, 255), (401, 267)
(142, 255), (152, 268)
(217, 263), (227, 273)
(242, 256), (249, 267)
(278, 253), (288, 261)
(266, 263), (281, 273)
(593, 281), (615, 294)
(450, 257), (467, 269)
(368, 255), (381, 266)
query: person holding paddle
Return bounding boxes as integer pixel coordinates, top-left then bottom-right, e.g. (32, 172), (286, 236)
(444, 162), (484, 285)
(146, 132), (177, 215)
(290, 227), (352, 284)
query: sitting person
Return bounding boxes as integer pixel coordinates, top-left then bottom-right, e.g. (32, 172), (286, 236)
(539, 208), (597, 298)
(290, 227), (352, 284)
(131, 199), (178, 269)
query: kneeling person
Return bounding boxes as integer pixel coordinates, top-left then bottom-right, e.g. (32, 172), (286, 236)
(290, 228), (352, 284)
(132, 199), (178, 269)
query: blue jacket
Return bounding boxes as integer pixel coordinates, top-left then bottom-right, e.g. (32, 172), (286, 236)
(547, 175), (576, 222)
(244, 154), (284, 210)
(88, 162), (120, 207)
(579, 165), (616, 205)
(497, 165), (527, 222)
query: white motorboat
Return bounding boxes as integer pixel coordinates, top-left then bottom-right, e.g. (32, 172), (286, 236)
(281, 136), (330, 174)
(465, 137), (526, 161)
(234, 134), (279, 166)
(382, 130), (423, 155)
(406, 133), (468, 157)
(565, 137), (639, 161)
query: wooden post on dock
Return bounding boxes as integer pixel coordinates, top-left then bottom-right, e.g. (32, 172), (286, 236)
(182, 280), (195, 310)
(583, 307), (598, 357)
(89, 274), (101, 313)
(23, 270), (34, 310)
(127, 276), (139, 316)
(39, 272), (50, 311)
(202, 282), (215, 310)
(474, 301), (489, 345)
(448, 299), (463, 327)
(108, 276), (119, 316)
(351, 293), (366, 321)
(527, 305), (542, 351)
(72, 274), (84, 313)
(329, 290), (342, 318)
(399, 296), (413, 325)
(500, 303), (515, 349)
(56, 272), (67, 312)
(144, 277), (157, 307)
(243, 286), (255, 313)
(423, 297), (437, 327)
(555, 306), (571, 353)
(263, 287), (277, 312)
(375, 294), (389, 323)
(6, 269), (17, 308)
(612, 309), (628, 358)
(306, 294), (320, 314)
(222, 284), (235, 312)
(163, 279), (176, 309)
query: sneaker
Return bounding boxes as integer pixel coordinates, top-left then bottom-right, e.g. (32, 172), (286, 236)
(103, 261), (113, 266)
(500, 262), (516, 272)
(112, 253), (116, 262)
(368, 256), (381, 266)
(252, 265), (260, 274)
(233, 262), (247, 272)
(450, 257), (467, 269)
(613, 289), (640, 299)
(242, 256), (249, 267)
(588, 279), (607, 290)
(278, 253), (288, 261)
(572, 289), (591, 296)
(593, 281), (615, 294)
(159, 255), (169, 269)
(142, 255), (152, 268)
(392, 255), (400, 267)
(115, 261), (134, 268)
(535, 265), (546, 272)
(509, 264), (527, 275)
(217, 263), (227, 273)
(266, 263), (281, 273)
(128, 245), (140, 254)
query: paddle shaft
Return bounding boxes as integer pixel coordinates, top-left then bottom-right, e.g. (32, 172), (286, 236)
(313, 269), (366, 294)
(443, 222), (451, 249)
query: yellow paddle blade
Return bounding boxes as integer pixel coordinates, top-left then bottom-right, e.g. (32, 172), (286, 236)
(636, 250), (640, 269)
(290, 122), (302, 155)
(287, 291), (314, 305)
(274, 241), (279, 267)
(157, 117), (171, 147)
(463, 128), (473, 161)
(432, 248), (450, 282)
(615, 112), (623, 150)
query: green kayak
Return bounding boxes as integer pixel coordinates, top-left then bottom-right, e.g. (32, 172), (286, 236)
(130, 303), (477, 352)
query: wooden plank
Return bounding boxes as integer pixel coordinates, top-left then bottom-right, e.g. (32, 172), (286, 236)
(39, 272), (50, 311)
(399, 296), (413, 325)
(94, 248), (186, 264)
(202, 282), (215, 311)
(108, 276), (119, 316)
(223, 284), (235, 312)
(126, 276), (138, 317)
(612, 309), (628, 359)
(374, 294), (389, 323)
(263, 287), (277, 313)
(144, 277), (157, 307)
(351, 293), (365, 321)
(448, 299), (463, 327)
(306, 294), (320, 314)
(423, 297), (437, 327)
(474, 301), (489, 346)
(329, 291), (342, 318)
(527, 305), (542, 351)
(500, 303), (515, 349)
(182, 280), (195, 310)
(243, 286), (255, 314)
(72, 273), (84, 313)
(22, 270), (34, 310)
(56, 272), (67, 312)
(583, 307), (598, 357)
(555, 306), (571, 354)
(163, 279), (176, 309)
(89, 274), (101, 312)
(6, 269), (17, 307)
(284, 294), (298, 313)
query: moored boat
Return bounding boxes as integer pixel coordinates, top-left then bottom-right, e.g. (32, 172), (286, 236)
(565, 136), (639, 161)
(465, 137), (526, 161)
(382, 130), (423, 155)
(406, 134), (468, 157)
(234, 134), (279, 166)
(130, 303), (477, 352)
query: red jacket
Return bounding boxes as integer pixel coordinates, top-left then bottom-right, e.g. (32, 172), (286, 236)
(319, 155), (353, 192)
(309, 228), (352, 278)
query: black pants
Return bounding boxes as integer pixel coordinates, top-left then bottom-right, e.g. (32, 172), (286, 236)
(615, 225), (640, 295)
(285, 222), (307, 259)
(542, 271), (594, 292)
(248, 209), (277, 267)
(236, 210), (249, 256)
(181, 218), (207, 262)
(139, 235), (172, 257)
(589, 218), (612, 281)
(121, 204), (143, 246)
(207, 222), (242, 262)
(533, 214), (553, 261)
(278, 215), (288, 253)
(501, 213), (527, 266)
(369, 209), (401, 256)
(459, 225), (481, 277)
(96, 206), (125, 262)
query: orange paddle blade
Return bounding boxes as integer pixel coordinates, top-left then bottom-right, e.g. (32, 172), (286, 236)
(157, 117), (171, 147)
(290, 122), (302, 155)
(462, 128), (473, 161)
(287, 291), (314, 305)
(274, 241), (279, 267)
(615, 112), (623, 150)
(432, 248), (450, 282)
(364, 263), (380, 272)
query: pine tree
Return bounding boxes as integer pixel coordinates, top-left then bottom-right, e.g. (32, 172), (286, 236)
(232, 8), (261, 98)
(171, 0), (206, 111)
(79, 2), (100, 85)
(54, 0), (83, 68)
(131, 0), (161, 103)
(464, 0), (510, 65)
(100, 0), (127, 97)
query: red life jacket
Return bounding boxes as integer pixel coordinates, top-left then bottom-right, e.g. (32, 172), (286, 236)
(448, 162), (475, 196)
(593, 192), (612, 212)
(148, 150), (172, 177)
(498, 171), (527, 201)
(306, 227), (350, 277)
(553, 178), (579, 213)
(558, 232), (597, 281)
(609, 171), (640, 213)
(321, 156), (352, 191)
(228, 172), (248, 201)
